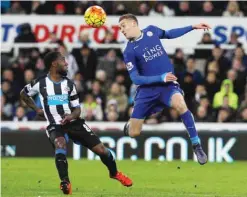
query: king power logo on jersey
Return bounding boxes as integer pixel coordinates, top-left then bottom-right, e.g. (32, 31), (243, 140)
(142, 45), (163, 62)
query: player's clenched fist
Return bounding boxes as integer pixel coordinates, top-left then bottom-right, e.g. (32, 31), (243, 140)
(161, 72), (177, 83)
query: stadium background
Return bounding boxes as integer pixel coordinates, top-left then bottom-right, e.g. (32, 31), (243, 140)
(1, 1), (247, 197)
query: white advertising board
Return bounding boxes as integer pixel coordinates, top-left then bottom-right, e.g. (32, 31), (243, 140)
(1, 16), (247, 52)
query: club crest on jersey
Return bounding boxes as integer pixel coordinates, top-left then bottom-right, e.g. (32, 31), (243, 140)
(147, 31), (153, 37)
(126, 62), (134, 71)
(64, 87), (70, 92)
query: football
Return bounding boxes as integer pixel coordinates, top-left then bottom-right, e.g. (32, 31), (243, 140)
(84, 6), (106, 28)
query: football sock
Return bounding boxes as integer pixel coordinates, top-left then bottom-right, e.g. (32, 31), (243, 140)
(180, 110), (200, 145)
(100, 149), (117, 177)
(123, 122), (130, 136)
(55, 149), (69, 182)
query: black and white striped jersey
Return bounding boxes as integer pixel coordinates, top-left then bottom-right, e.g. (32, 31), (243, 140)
(24, 75), (80, 125)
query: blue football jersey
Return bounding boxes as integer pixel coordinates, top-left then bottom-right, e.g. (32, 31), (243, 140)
(123, 25), (174, 76)
(122, 25), (193, 119)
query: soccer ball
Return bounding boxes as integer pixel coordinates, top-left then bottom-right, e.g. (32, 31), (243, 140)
(84, 6), (106, 28)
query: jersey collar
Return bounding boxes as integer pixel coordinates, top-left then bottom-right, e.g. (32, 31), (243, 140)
(47, 73), (64, 84)
(130, 31), (143, 43)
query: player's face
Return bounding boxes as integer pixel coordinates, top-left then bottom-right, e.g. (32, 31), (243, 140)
(55, 55), (68, 76)
(119, 19), (136, 39)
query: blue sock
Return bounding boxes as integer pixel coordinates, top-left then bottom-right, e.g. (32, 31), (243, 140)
(180, 110), (200, 145)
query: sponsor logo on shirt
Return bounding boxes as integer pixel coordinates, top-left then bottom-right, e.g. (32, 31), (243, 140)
(47, 94), (69, 105)
(126, 62), (134, 71)
(142, 44), (163, 62)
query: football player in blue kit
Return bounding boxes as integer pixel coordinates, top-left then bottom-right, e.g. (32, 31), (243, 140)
(119, 14), (211, 165)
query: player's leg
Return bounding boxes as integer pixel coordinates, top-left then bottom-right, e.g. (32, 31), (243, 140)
(66, 119), (133, 187)
(46, 125), (72, 195)
(91, 143), (132, 187)
(123, 118), (144, 137)
(91, 143), (117, 176)
(124, 93), (162, 137)
(170, 93), (200, 143)
(170, 93), (207, 165)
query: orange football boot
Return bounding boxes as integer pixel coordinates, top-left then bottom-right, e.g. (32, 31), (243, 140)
(60, 181), (72, 195)
(110, 171), (133, 187)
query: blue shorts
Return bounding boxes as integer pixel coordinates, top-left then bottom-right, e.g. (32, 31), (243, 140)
(131, 82), (183, 119)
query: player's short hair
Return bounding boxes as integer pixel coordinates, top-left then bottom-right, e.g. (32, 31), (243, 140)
(119, 13), (138, 25)
(44, 51), (61, 70)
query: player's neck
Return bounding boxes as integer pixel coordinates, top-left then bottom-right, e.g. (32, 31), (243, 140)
(49, 71), (63, 82)
(132, 29), (142, 41)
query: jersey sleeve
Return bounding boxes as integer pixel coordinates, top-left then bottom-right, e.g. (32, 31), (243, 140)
(23, 80), (40, 97)
(148, 25), (193, 39)
(69, 84), (80, 108)
(123, 47), (138, 74)
(147, 25), (166, 39)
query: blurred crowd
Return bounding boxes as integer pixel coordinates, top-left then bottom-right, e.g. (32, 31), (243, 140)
(1, 24), (247, 123)
(1, 1), (247, 123)
(1, 1), (247, 17)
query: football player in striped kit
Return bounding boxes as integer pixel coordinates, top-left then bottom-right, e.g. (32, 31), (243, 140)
(20, 51), (132, 195)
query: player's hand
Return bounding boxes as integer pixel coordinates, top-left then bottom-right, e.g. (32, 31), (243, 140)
(60, 114), (73, 125)
(192, 23), (211, 31)
(163, 72), (177, 82)
(36, 108), (44, 117)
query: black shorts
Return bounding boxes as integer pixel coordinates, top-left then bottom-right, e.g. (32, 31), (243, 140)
(46, 119), (101, 149)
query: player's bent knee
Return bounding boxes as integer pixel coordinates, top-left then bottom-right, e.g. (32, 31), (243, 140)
(171, 94), (188, 114)
(91, 143), (107, 156)
(176, 102), (187, 114)
(129, 129), (141, 137)
(128, 119), (143, 137)
(54, 137), (67, 150)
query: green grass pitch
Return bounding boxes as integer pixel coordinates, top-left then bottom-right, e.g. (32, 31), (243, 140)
(2, 158), (247, 197)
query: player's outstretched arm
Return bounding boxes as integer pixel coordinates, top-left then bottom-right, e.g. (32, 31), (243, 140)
(20, 89), (44, 116)
(192, 23), (211, 30)
(164, 23), (211, 39)
(130, 70), (177, 85)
